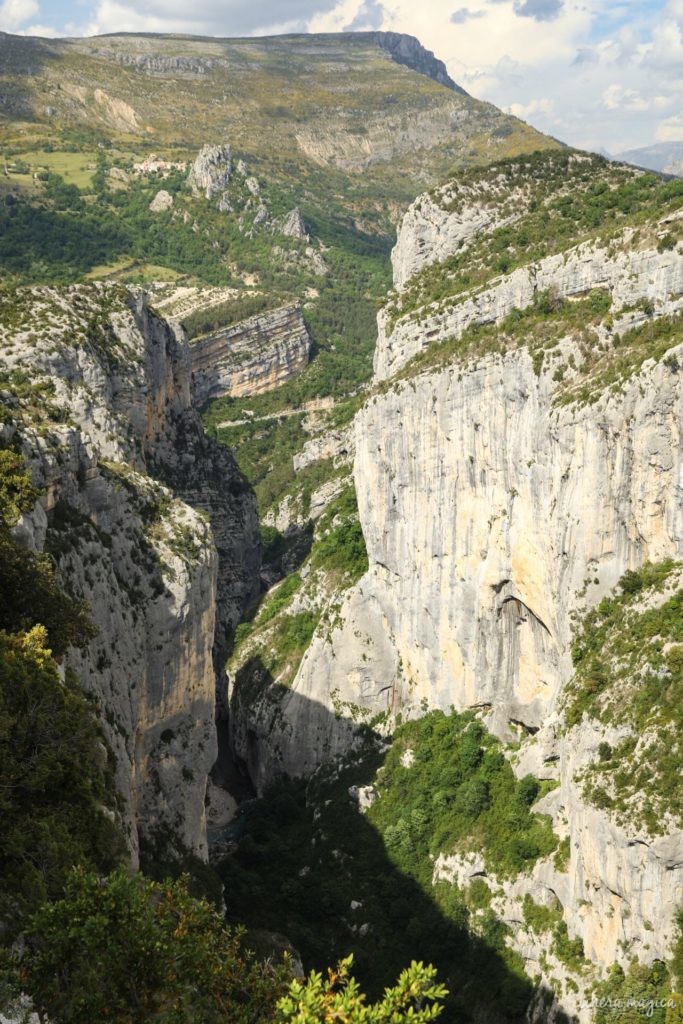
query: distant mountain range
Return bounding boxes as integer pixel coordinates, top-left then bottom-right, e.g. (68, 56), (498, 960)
(612, 141), (683, 177)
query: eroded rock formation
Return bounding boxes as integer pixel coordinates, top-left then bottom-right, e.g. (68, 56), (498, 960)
(2, 285), (259, 863)
(190, 303), (312, 403)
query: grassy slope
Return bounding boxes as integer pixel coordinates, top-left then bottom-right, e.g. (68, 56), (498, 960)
(0, 31), (556, 301)
(0, 32), (553, 191)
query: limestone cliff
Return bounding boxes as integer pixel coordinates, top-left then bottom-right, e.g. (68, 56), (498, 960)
(234, 335), (682, 774)
(190, 303), (312, 403)
(228, 152), (683, 1010)
(363, 31), (466, 94)
(377, 235), (682, 381)
(0, 285), (259, 863)
(188, 143), (232, 200)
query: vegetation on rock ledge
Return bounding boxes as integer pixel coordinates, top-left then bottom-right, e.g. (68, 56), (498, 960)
(566, 560), (683, 833)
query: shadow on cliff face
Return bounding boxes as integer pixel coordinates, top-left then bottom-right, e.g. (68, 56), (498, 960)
(219, 675), (569, 1024)
(262, 522), (314, 580)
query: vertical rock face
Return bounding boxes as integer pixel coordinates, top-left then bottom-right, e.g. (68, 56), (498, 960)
(190, 303), (312, 403)
(1, 285), (259, 862)
(351, 349), (683, 737)
(230, 152), (683, 1004)
(240, 341), (683, 786)
(365, 31), (467, 94)
(188, 143), (232, 199)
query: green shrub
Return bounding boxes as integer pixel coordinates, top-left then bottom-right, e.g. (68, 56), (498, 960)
(8, 868), (289, 1024)
(311, 485), (368, 586)
(368, 711), (557, 880)
(0, 629), (126, 934)
(278, 956), (446, 1023)
(565, 560), (683, 830)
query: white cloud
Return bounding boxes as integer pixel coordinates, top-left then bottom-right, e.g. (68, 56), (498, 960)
(509, 97), (555, 117)
(0, 0), (39, 30)
(82, 0), (341, 37)
(602, 84), (650, 111)
(310, 0), (681, 152)
(19, 21), (60, 35)
(656, 114), (683, 141)
(345, 0), (385, 29)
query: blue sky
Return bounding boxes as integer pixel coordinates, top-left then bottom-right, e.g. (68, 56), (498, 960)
(1, 0), (681, 152)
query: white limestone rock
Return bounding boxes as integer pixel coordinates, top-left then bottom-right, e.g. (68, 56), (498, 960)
(278, 207), (308, 239)
(149, 189), (173, 212)
(188, 143), (232, 200)
(293, 427), (353, 473)
(0, 285), (259, 863)
(377, 238), (683, 381)
(190, 303), (312, 403)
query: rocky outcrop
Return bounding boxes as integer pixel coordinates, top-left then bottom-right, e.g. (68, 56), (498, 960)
(101, 52), (229, 75)
(388, 152), (610, 290)
(292, 426), (353, 473)
(188, 143), (232, 200)
(364, 31), (466, 94)
(276, 207), (308, 239)
(377, 237), (683, 380)
(190, 303), (312, 403)
(92, 87), (139, 132)
(434, 719), (683, 1023)
(149, 189), (173, 212)
(390, 185), (523, 290)
(1, 285), (259, 864)
(547, 717), (683, 968)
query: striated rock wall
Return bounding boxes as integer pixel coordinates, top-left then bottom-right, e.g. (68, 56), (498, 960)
(190, 303), (311, 404)
(377, 238), (683, 380)
(2, 285), (259, 863)
(353, 346), (683, 735)
(238, 340), (683, 782)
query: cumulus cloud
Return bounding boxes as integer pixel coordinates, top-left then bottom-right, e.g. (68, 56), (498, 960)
(512, 0), (563, 21)
(657, 114), (683, 142)
(450, 7), (485, 23)
(0, 0), (39, 30)
(345, 0), (385, 30)
(83, 0), (342, 37)
(509, 96), (555, 117)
